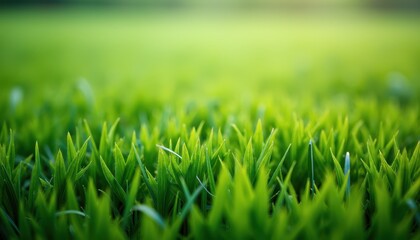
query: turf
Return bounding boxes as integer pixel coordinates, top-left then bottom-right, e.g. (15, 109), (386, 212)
(0, 8), (419, 239)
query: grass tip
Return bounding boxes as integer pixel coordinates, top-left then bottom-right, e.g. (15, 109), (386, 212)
(156, 144), (182, 159)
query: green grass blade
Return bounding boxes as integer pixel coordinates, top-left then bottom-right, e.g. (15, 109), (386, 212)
(28, 142), (41, 209)
(344, 152), (351, 199)
(269, 143), (291, 186)
(131, 204), (166, 229)
(308, 140), (315, 197)
(99, 156), (127, 203)
(133, 144), (157, 205)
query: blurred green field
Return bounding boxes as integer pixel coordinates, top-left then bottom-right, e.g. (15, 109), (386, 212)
(1, 9), (419, 100)
(1, 9), (419, 147)
(0, 8), (419, 239)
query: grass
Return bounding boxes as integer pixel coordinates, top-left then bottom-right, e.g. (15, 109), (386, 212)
(0, 8), (419, 239)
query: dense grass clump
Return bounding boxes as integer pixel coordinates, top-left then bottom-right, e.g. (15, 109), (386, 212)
(0, 9), (419, 240)
(1, 102), (418, 239)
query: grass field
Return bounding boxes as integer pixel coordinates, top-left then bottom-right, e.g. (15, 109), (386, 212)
(0, 8), (419, 239)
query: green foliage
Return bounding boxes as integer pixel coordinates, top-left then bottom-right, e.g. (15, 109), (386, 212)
(0, 9), (419, 240)
(0, 115), (418, 239)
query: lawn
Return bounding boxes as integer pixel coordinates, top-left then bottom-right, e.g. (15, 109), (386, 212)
(0, 8), (419, 239)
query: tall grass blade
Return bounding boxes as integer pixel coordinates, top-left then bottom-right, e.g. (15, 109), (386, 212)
(344, 152), (350, 198)
(133, 144), (157, 205)
(308, 140), (315, 197)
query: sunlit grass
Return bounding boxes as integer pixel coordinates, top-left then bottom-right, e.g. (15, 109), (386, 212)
(0, 8), (419, 239)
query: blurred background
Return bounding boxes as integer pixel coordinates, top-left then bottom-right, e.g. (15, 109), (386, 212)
(1, 0), (420, 9)
(0, 0), (419, 151)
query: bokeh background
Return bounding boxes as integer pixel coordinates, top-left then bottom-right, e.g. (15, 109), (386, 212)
(0, 0), (419, 152)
